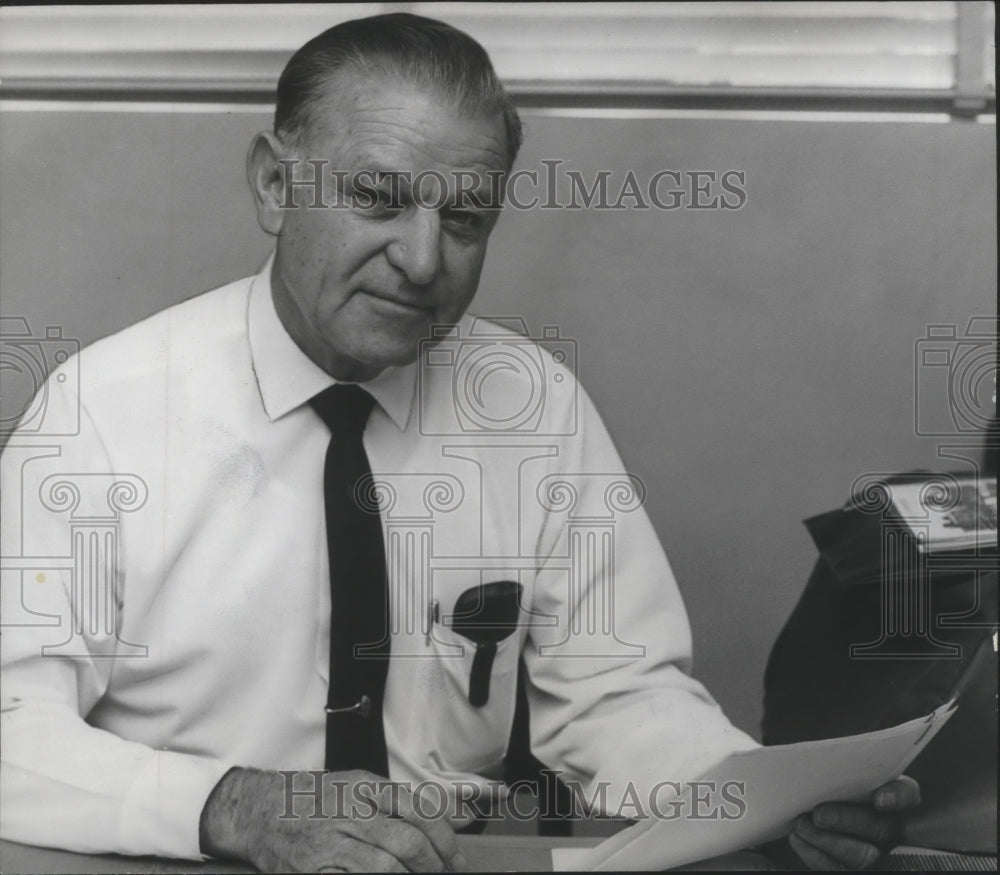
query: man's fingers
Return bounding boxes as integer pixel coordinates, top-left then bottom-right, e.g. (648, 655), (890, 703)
(789, 831), (845, 870)
(794, 814), (882, 870)
(319, 836), (407, 873)
(377, 819), (448, 873)
(873, 776), (921, 812)
(811, 802), (903, 845)
(323, 774), (464, 871)
(376, 782), (465, 871)
(336, 814), (446, 873)
(791, 776), (919, 872)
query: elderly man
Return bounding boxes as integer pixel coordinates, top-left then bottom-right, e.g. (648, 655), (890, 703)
(1, 13), (918, 872)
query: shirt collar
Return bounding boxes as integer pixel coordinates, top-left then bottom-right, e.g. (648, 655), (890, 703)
(247, 253), (417, 431)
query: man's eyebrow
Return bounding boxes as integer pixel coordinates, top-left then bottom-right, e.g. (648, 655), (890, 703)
(452, 174), (506, 208)
(338, 167), (413, 196)
(357, 166), (420, 188)
(345, 165), (502, 208)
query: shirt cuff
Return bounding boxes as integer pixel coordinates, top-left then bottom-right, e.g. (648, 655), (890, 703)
(117, 750), (234, 860)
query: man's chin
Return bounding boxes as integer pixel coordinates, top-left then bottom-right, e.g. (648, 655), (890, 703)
(328, 340), (424, 382)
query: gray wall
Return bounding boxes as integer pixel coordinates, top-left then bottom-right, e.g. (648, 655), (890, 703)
(1, 107), (995, 738)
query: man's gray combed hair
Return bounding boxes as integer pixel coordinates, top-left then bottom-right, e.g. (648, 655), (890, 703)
(274, 12), (524, 169)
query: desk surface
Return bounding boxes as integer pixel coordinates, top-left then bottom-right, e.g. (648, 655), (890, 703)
(2, 836), (780, 873)
(3, 838), (996, 873)
(1, 836), (582, 874)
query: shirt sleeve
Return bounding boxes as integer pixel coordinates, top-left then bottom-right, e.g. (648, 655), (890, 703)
(0, 370), (232, 859)
(523, 380), (759, 813)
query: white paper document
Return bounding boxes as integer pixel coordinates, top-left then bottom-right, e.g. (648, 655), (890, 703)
(553, 698), (957, 871)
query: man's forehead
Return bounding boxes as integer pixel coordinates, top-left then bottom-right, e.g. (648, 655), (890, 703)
(300, 69), (508, 171)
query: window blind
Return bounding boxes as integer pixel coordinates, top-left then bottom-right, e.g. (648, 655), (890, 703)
(0, 2), (993, 115)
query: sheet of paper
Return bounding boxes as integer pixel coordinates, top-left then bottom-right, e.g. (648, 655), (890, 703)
(552, 698), (956, 871)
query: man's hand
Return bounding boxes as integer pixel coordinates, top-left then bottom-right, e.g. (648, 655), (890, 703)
(200, 767), (466, 872)
(788, 776), (921, 870)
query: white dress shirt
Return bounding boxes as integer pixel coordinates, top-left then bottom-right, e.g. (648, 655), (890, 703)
(1, 258), (756, 859)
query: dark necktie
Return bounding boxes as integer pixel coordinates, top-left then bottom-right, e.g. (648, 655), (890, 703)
(309, 384), (390, 776)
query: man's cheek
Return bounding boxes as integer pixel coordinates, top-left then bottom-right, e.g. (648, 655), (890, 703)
(441, 276), (482, 320)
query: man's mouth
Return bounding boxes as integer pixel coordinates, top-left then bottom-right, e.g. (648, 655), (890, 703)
(359, 290), (433, 315)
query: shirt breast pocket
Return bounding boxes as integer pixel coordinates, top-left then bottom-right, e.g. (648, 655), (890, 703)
(422, 622), (521, 775)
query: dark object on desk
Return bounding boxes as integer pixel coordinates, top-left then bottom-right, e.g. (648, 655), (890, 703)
(878, 851), (1000, 871)
(763, 477), (997, 854)
(449, 581), (522, 706)
(446, 582), (574, 836)
(505, 658), (576, 837)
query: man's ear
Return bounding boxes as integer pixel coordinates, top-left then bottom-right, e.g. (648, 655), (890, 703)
(247, 131), (290, 237)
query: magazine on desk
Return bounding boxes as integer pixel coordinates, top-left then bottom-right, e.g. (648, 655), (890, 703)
(886, 476), (997, 554)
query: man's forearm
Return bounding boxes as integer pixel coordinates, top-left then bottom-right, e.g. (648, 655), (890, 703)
(0, 700), (230, 858)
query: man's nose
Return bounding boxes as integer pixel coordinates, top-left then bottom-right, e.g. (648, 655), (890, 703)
(386, 208), (441, 286)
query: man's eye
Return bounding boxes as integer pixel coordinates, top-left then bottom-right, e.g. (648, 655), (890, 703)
(349, 183), (405, 215)
(370, 189), (404, 213)
(443, 209), (484, 230)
